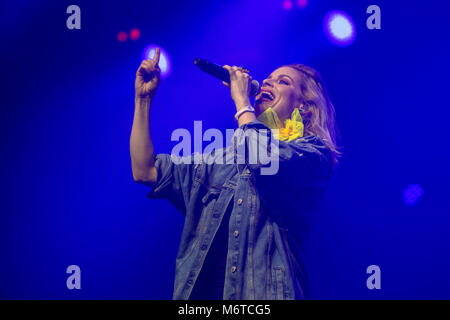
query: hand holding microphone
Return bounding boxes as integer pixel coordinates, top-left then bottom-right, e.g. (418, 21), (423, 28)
(222, 65), (255, 107)
(193, 58), (260, 107)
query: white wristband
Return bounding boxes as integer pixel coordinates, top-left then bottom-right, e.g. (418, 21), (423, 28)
(234, 105), (255, 120)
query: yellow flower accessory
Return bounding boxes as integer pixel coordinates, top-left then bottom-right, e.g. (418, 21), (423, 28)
(256, 107), (304, 141)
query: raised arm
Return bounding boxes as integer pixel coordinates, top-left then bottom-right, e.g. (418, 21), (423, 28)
(130, 48), (161, 186)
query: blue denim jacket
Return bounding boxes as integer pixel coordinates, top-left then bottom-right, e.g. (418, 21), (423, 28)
(147, 120), (332, 300)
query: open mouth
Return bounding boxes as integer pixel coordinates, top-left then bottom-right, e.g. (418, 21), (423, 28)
(261, 91), (275, 101)
(257, 89), (276, 103)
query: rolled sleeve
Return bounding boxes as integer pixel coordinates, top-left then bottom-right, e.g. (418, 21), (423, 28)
(147, 153), (200, 215)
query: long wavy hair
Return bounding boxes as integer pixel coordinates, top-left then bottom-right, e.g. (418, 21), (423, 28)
(284, 63), (342, 166)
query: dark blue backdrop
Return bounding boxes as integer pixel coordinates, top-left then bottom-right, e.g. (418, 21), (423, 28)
(1, 0), (449, 299)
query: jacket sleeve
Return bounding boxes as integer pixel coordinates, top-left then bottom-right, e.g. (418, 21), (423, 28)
(234, 120), (332, 225)
(146, 153), (201, 215)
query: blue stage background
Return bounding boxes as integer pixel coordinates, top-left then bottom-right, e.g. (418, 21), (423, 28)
(1, 0), (449, 299)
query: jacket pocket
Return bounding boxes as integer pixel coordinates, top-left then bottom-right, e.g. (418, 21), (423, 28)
(271, 266), (287, 300)
(175, 189), (221, 269)
(201, 188), (221, 204)
(195, 187), (221, 235)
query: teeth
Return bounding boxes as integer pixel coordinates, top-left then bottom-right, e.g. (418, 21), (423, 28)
(262, 91), (274, 100)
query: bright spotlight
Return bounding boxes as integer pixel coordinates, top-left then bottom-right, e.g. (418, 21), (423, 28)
(129, 28), (141, 41)
(323, 10), (356, 46)
(142, 45), (172, 79)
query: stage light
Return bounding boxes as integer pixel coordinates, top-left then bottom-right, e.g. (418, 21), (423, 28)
(323, 10), (356, 46)
(117, 31), (127, 42)
(297, 0), (307, 9)
(283, 0), (293, 10)
(402, 184), (424, 206)
(142, 45), (172, 79)
(130, 28), (141, 41)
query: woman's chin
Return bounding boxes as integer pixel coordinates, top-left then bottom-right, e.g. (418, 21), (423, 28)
(253, 103), (265, 116)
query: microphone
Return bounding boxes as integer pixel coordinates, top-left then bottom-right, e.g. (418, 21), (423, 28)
(194, 58), (260, 97)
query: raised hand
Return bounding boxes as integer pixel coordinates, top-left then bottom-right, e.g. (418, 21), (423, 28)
(135, 47), (161, 99)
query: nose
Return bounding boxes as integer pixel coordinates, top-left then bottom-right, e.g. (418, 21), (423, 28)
(262, 78), (273, 87)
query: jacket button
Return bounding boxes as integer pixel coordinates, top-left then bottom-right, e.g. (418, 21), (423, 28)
(231, 266), (237, 273)
(187, 280), (193, 285)
(201, 244), (207, 251)
(233, 230), (239, 237)
(237, 198), (243, 205)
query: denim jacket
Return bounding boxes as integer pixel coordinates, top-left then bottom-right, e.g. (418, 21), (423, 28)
(147, 120), (332, 300)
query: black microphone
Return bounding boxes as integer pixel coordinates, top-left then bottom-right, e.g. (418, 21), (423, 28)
(194, 58), (260, 97)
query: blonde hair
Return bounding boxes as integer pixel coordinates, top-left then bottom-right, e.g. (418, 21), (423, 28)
(284, 63), (342, 166)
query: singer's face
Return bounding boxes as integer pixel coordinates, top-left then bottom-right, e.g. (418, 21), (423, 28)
(254, 67), (303, 122)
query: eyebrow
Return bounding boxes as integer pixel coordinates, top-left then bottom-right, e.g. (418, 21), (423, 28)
(267, 74), (295, 83)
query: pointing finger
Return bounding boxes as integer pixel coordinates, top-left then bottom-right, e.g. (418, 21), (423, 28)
(153, 47), (161, 65)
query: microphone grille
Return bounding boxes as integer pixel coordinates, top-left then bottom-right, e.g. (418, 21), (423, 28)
(250, 80), (260, 97)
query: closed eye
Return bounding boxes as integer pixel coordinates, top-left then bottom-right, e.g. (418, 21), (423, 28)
(279, 79), (289, 85)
